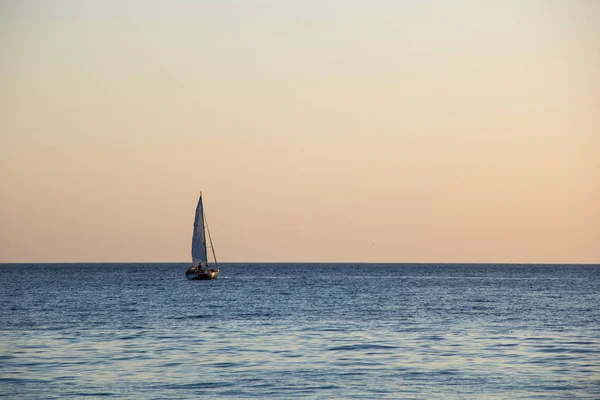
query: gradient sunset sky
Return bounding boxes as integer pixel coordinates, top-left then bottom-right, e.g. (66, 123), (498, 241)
(1, 1), (598, 263)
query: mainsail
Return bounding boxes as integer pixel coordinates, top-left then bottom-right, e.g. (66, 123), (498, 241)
(191, 194), (207, 267)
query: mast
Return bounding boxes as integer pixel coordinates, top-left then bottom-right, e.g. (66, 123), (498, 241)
(191, 192), (208, 267)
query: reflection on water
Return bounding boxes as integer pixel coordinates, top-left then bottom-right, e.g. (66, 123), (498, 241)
(1, 263), (599, 399)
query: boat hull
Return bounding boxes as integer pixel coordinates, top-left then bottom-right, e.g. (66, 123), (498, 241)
(185, 268), (219, 280)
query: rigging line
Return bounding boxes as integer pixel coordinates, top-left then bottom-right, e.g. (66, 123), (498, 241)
(204, 208), (218, 267)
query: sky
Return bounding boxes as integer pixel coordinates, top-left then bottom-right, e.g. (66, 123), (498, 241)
(1, 0), (598, 263)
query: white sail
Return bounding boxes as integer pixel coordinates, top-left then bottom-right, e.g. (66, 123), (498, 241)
(191, 194), (207, 267)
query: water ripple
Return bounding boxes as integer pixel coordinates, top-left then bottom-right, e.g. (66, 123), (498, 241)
(1, 263), (599, 399)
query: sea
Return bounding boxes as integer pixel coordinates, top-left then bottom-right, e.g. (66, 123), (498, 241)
(1, 263), (599, 399)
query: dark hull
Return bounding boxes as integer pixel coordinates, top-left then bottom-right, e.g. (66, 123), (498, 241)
(185, 268), (219, 280)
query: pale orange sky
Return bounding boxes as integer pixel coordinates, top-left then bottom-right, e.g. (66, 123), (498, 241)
(1, 1), (598, 263)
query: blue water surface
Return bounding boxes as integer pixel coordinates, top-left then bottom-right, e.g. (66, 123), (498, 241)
(1, 263), (599, 399)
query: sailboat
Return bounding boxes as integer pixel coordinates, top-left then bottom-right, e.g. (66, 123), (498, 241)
(185, 192), (220, 280)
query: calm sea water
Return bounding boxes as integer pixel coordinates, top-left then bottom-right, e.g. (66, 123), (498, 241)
(1, 263), (599, 399)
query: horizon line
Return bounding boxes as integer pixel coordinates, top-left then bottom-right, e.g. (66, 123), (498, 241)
(1, 261), (598, 266)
